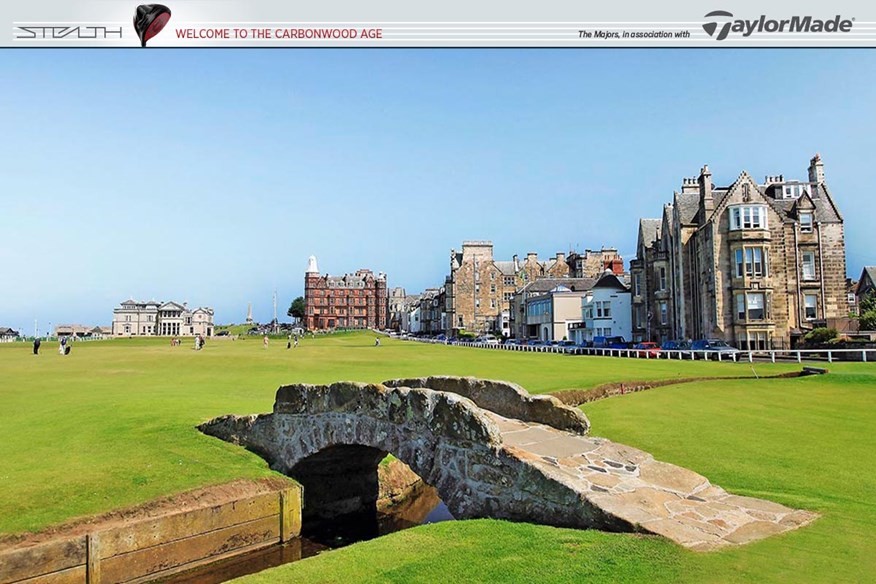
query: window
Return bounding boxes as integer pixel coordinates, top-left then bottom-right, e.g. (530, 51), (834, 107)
(504, 292), (513, 301)
(490, 284), (496, 294)
(659, 301), (668, 325)
(475, 284), (480, 293)
(735, 249), (744, 278)
(782, 184), (808, 199)
(804, 294), (817, 320)
(744, 247), (765, 277)
(504, 276), (515, 286)
(800, 212), (813, 233)
(802, 252), (816, 281)
(490, 299), (496, 309)
(736, 293), (766, 321)
(730, 205), (768, 230)
(658, 267), (667, 291)
(634, 274), (641, 296)
(596, 301), (611, 318)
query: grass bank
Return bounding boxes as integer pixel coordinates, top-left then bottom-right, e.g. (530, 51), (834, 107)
(231, 365), (876, 583)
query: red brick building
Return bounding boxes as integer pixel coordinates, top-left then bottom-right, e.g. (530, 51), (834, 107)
(304, 256), (388, 331)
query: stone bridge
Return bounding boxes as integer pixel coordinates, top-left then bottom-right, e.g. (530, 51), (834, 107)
(199, 376), (815, 551)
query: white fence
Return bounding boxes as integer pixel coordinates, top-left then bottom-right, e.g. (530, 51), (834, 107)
(399, 336), (874, 363)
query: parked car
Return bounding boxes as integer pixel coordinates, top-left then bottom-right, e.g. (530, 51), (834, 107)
(660, 340), (690, 351)
(435, 333), (447, 341)
(690, 339), (740, 355)
(593, 336), (629, 349)
(557, 340), (578, 353)
(526, 339), (545, 346)
(475, 334), (499, 345)
(633, 342), (660, 357)
(215, 330), (230, 337)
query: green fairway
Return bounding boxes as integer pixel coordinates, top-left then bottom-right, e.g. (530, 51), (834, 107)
(1, 332), (873, 583)
(231, 360), (876, 584)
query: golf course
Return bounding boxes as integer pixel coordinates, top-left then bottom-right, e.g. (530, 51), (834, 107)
(1, 331), (874, 583)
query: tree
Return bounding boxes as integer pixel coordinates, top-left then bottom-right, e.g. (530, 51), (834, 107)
(287, 296), (306, 320)
(859, 291), (876, 331)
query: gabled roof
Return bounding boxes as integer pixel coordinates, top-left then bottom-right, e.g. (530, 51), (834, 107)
(159, 301), (186, 310)
(493, 260), (518, 276)
(673, 191), (700, 225)
(593, 272), (630, 291)
(638, 218), (662, 249)
(519, 277), (596, 295)
(860, 266), (876, 291)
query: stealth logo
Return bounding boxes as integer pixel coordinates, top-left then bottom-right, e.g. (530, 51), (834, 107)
(703, 10), (854, 40)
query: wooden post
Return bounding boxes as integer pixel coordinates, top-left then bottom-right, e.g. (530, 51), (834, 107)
(86, 533), (101, 584)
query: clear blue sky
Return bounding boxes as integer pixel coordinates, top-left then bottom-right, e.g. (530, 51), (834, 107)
(1, 49), (874, 332)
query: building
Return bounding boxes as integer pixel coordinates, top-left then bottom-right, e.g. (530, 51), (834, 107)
(112, 299), (214, 337)
(632, 155), (847, 349)
(55, 324), (111, 339)
(857, 267), (876, 306)
(303, 255), (387, 331)
(566, 248), (625, 278)
(387, 287), (407, 331)
(445, 241), (570, 336)
(509, 277), (595, 340)
(0, 327), (20, 342)
(630, 218), (669, 343)
(571, 272), (632, 345)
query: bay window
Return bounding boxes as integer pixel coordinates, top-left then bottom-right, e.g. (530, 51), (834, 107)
(730, 205), (768, 230)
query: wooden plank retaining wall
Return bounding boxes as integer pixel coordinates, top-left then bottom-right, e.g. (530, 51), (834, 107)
(0, 485), (302, 584)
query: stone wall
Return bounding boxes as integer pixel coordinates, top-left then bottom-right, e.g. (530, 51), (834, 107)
(382, 376), (589, 435)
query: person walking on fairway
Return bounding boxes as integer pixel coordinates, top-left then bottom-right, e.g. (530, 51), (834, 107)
(293, 334), (299, 348)
(59, 335), (67, 355)
(33, 337), (41, 355)
(263, 334), (269, 349)
(375, 336), (381, 347)
(286, 333), (291, 350)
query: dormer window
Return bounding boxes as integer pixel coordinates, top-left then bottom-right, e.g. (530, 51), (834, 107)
(800, 212), (813, 233)
(729, 205), (768, 231)
(782, 184), (808, 199)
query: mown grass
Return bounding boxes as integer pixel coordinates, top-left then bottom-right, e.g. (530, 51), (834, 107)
(231, 362), (876, 584)
(1, 332), (873, 582)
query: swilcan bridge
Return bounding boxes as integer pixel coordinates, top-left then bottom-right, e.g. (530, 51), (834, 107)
(200, 376), (815, 551)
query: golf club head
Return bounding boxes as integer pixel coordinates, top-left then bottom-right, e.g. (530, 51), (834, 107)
(134, 4), (172, 47)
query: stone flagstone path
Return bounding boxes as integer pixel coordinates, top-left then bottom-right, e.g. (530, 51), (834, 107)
(489, 412), (817, 551)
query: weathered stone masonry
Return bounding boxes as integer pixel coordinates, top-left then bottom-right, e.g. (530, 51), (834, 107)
(200, 376), (816, 550)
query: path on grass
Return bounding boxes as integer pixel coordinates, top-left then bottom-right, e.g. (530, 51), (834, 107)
(201, 376), (816, 551)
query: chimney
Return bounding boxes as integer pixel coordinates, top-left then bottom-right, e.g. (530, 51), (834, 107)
(556, 252), (565, 263)
(526, 252), (537, 262)
(808, 153), (824, 184)
(699, 164), (714, 214)
(513, 254), (519, 272)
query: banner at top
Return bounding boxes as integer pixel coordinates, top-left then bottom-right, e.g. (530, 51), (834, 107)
(3, 0), (874, 47)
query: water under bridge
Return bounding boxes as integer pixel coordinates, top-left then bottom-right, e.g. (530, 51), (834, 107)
(200, 376), (815, 551)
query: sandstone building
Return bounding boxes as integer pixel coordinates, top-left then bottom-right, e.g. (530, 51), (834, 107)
(631, 155), (847, 349)
(566, 248), (625, 278)
(112, 299), (214, 337)
(444, 241), (570, 336)
(303, 256), (387, 331)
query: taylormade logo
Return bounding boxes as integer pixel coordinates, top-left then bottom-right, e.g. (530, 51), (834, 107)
(703, 10), (854, 41)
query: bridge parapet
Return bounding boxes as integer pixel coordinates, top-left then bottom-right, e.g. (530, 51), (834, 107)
(383, 376), (590, 435)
